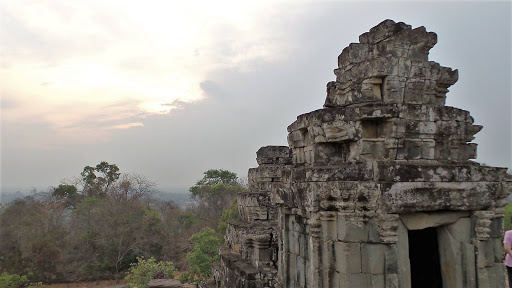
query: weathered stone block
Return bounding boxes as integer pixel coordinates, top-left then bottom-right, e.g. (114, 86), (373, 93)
(338, 43), (370, 67)
(487, 264), (506, 288)
(287, 230), (296, 255)
(368, 220), (382, 243)
(385, 274), (399, 288)
(297, 256), (306, 287)
(340, 273), (371, 288)
(383, 76), (406, 103)
(483, 238), (498, 265)
(476, 241), (488, 268)
(322, 121), (357, 142)
(400, 211), (469, 231)
(438, 226), (464, 288)
(370, 274), (385, 288)
(360, 139), (388, 159)
(459, 143), (477, 160)
(403, 139), (422, 159)
(298, 233), (307, 258)
(396, 222), (412, 288)
(446, 217), (471, 243)
(462, 242), (477, 288)
(305, 163), (374, 182)
(321, 218), (337, 241)
(385, 245), (398, 274)
(286, 252), (297, 286)
(382, 182), (496, 213)
(421, 142), (435, 161)
(361, 77), (383, 101)
(477, 267), (490, 288)
(366, 20), (411, 44)
(362, 243), (386, 274)
(335, 241), (361, 274)
(338, 214), (368, 242)
(256, 146), (292, 165)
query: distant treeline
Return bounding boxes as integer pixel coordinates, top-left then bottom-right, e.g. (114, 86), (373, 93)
(0, 163), (243, 284)
(1, 190), (193, 208)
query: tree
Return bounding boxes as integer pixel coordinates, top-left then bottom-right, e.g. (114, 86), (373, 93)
(0, 164), (249, 283)
(0, 195), (67, 282)
(52, 184), (80, 208)
(108, 174), (155, 202)
(189, 169), (238, 195)
(217, 199), (239, 235)
(158, 203), (199, 269)
(179, 228), (222, 285)
(52, 184), (77, 199)
(80, 162), (120, 197)
(189, 169), (245, 227)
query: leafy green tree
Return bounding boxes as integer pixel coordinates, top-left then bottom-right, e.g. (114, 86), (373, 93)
(217, 199), (239, 235)
(179, 227), (222, 284)
(52, 184), (80, 208)
(52, 184), (77, 199)
(189, 169), (245, 228)
(189, 169), (238, 195)
(80, 162), (120, 197)
(124, 257), (176, 288)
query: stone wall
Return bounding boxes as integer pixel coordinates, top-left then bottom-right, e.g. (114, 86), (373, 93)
(214, 19), (511, 288)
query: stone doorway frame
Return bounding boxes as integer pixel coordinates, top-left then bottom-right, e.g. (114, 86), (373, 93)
(397, 211), (473, 288)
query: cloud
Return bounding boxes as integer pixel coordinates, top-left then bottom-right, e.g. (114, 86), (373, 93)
(0, 1), (292, 149)
(200, 81), (226, 100)
(109, 122), (144, 130)
(161, 100), (189, 110)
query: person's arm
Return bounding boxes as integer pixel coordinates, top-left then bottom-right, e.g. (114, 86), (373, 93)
(505, 242), (512, 257)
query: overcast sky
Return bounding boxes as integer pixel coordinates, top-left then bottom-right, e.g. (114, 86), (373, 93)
(1, 1), (511, 197)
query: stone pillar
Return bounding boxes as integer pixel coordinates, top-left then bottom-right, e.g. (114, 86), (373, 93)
(308, 219), (322, 288)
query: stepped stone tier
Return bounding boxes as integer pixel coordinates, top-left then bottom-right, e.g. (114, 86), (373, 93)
(213, 19), (512, 288)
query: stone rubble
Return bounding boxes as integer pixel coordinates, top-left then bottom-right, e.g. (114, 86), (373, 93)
(213, 19), (512, 288)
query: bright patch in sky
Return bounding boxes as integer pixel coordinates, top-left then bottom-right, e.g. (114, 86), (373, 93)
(0, 0), (283, 144)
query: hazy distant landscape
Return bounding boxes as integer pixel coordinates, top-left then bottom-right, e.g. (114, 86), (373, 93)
(1, 189), (193, 208)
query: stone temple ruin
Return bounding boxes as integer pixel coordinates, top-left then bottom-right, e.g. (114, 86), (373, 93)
(213, 20), (512, 288)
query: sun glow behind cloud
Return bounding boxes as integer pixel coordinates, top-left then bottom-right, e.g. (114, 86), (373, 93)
(0, 0), (285, 146)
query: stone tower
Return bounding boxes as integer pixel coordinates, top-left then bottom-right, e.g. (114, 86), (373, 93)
(214, 19), (511, 288)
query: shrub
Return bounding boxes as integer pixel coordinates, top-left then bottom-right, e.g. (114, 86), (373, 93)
(505, 203), (512, 231)
(0, 273), (28, 288)
(124, 257), (177, 288)
(179, 227), (222, 284)
(0, 272), (44, 288)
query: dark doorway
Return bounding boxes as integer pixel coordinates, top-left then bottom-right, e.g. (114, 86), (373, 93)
(408, 227), (443, 288)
